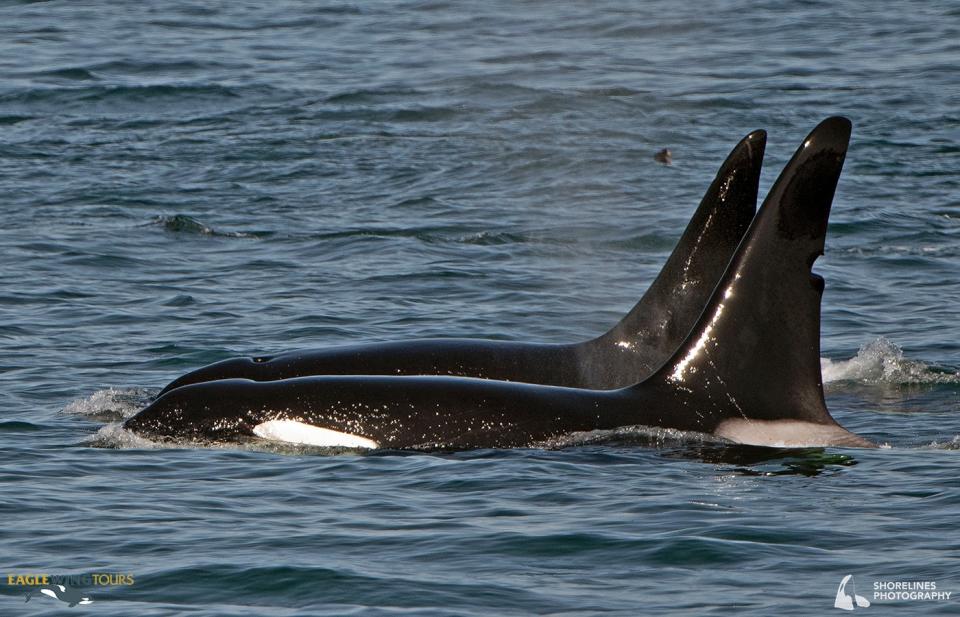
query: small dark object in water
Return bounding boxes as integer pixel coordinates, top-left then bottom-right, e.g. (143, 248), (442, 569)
(654, 148), (673, 165)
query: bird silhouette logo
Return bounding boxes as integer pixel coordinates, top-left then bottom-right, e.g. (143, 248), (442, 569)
(835, 575), (871, 610)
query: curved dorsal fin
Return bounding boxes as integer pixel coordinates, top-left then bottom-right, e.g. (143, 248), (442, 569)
(642, 117), (874, 447)
(587, 130), (765, 383)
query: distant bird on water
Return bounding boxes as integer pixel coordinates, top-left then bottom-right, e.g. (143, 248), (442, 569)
(654, 148), (673, 165)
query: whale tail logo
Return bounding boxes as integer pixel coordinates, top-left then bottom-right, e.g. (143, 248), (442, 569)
(835, 574), (871, 610)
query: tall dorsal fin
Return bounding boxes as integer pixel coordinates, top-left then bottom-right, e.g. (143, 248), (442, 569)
(590, 130), (765, 380)
(641, 117), (874, 447)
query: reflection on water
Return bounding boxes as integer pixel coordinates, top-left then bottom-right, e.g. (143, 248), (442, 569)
(662, 444), (859, 477)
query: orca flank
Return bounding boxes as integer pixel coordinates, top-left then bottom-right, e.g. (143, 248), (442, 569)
(125, 118), (874, 450)
(156, 130), (765, 395)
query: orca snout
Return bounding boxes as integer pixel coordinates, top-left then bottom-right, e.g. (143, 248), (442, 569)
(129, 379), (266, 442)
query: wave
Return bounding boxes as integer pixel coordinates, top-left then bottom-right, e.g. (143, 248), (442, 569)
(90, 59), (237, 75)
(152, 214), (260, 239)
(86, 423), (168, 449)
(534, 424), (728, 449)
(0, 115), (33, 125)
(0, 83), (243, 105)
(29, 67), (100, 81)
(821, 338), (960, 385)
(62, 387), (155, 422)
(0, 420), (45, 433)
(923, 435), (960, 450)
(324, 86), (426, 105)
(117, 563), (535, 612)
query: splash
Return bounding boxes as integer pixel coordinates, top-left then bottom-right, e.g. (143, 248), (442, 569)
(87, 423), (166, 449)
(821, 338), (960, 385)
(535, 424), (728, 449)
(62, 387), (155, 422)
(922, 436), (960, 450)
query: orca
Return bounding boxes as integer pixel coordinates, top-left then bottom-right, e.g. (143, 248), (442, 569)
(126, 118), (875, 450)
(158, 130), (765, 396)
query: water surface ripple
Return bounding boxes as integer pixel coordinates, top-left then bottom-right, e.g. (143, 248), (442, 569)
(1, 1), (958, 615)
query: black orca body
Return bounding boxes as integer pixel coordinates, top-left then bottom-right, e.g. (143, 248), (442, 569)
(157, 131), (766, 395)
(127, 118), (875, 450)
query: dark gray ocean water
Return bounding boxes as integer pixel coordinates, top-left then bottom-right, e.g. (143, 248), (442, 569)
(2, 1), (959, 615)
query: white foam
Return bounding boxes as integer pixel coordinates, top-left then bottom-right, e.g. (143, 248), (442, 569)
(63, 387), (155, 421)
(535, 424), (727, 449)
(252, 420), (379, 449)
(923, 435), (960, 450)
(821, 338), (959, 385)
(87, 423), (170, 449)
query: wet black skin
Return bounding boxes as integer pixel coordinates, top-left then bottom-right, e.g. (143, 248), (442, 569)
(157, 130), (766, 396)
(127, 118), (874, 450)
